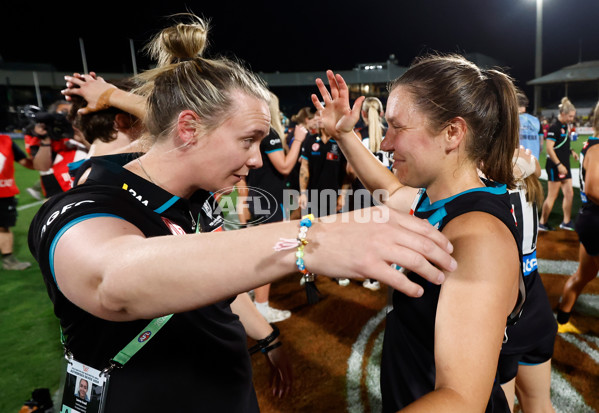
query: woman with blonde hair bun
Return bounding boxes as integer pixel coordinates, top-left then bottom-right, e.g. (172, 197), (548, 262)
(539, 96), (579, 231)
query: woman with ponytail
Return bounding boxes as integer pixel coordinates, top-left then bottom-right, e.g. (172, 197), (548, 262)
(539, 97), (579, 231)
(313, 54), (524, 412)
(498, 148), (557, 413)
(556, 100), (599, 335)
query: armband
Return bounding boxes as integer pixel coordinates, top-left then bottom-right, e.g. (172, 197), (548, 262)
(261, 341), (282, 355)
(248, 323), (280, 355)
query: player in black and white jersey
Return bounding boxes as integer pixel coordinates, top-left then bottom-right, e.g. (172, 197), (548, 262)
(498, 149), (557, 412)
(556, 101), (599, 335)
(314, 55), (523, 412)
(539, 97), (579, 231)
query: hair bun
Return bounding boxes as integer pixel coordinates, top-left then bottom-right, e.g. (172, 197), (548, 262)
(147, 14), (210, 67)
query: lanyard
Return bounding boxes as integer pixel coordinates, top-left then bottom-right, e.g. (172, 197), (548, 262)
(110, 314), (173, 366)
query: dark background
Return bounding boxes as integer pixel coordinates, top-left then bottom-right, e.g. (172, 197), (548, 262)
(2, 1), (599, 114)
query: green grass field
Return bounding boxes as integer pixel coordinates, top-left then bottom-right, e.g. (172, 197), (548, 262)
(0, 140), (63, 412)
(0, 137), (588, 411)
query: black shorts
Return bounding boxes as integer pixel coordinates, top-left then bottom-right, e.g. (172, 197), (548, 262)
(0, 197), (18, 227)
(545, 159), (571, 181)
(576, 206), (599, 256)
(497, 336), (555, 384)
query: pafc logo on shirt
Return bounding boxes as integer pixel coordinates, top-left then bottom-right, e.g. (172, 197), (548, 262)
(138, 331), (152, 343)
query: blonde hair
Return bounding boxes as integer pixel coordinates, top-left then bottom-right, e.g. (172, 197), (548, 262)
(290, 107), (313, 126)
(134, 14), (270, 143)
(269, 92), (288, 151)
(523, 174), (544, 206)
(361, 97), (384, 153)
(592, 100), (599, 133)
(558, 97), (576, 114)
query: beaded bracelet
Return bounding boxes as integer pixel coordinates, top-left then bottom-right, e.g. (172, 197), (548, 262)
(273, 214), (316, 283)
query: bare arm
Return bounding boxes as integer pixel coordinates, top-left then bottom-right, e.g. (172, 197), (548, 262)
(231, 293), (293, 397)
(32, 139), (53, 171)
(267, 126), (307, 176)
(584, 145), (599, 204)
(545, 139), (568, 176)
(299, 158), (309, 209)
(53, 210), (456, 321)
(63, 72), (146, 120)
(402, 212), (519, 412)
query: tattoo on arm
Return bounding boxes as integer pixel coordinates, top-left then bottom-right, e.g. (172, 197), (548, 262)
(300, 159), (309, 191)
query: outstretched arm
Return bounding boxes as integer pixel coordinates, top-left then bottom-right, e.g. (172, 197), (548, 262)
(51, 207), (455, 321)
(312, 71), (404, 207)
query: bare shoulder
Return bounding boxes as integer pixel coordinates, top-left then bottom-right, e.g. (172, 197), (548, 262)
(442, 211), (518, 280)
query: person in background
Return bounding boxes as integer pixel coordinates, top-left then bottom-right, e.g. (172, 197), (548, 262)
(65, 77), (145, 186)
(0, 133), (34, 270)
(238, 91), (308, 323)
(556, 101), (599, 335)
(38, 14), (456, 411)
(539, 97), (579, 231)
(298, 109), (353, 287)
(348, 97), (391, 291)
(24, 101), (88, 197)
(285, 106), (316, 220)
(499, 148), (557, 413)
(313, 55), (523, 412)
(517, 91), (543, 161)
(68, 78), (145, 159)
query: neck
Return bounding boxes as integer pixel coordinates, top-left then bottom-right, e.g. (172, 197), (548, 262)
(425, 164), (484, 204)
(126, 144), (198, 199)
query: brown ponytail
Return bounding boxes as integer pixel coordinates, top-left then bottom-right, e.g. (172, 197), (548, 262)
(390, 54), (518, 188)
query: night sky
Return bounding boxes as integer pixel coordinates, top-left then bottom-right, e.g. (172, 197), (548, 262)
(3, 0), (599, 93)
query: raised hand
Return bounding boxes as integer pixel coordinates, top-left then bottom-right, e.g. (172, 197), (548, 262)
(311, 70), (364, 139)
(62, 72), (117, 115)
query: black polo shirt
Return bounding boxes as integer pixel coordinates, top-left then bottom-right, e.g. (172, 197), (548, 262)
(546, 120), (571, 166)
(247, 128), (287, 222)
(300, 134), (347, 216)
(28, 154), (258, 413)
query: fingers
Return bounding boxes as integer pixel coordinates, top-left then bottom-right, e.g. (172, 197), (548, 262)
(326, 70), (339, 100)
(311, 93), (324, 111)
(314, 78), (332, 106)
(389, 210), (454, 255)
(351, 96), (366, 120)
(64, 75), (85, 88)
(371, 261), (426, 297)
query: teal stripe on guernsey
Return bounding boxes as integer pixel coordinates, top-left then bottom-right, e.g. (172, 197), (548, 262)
(280, 203), (287, 220)
(426, 207), (447, 227)
(417, 184), (507, 213)
(154, 195), (179, 214)
(49, 213), (125, 289)
(265, 148), (284, 154)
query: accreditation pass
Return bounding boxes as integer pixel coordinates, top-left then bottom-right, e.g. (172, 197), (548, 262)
(60, 357), (108, 413)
